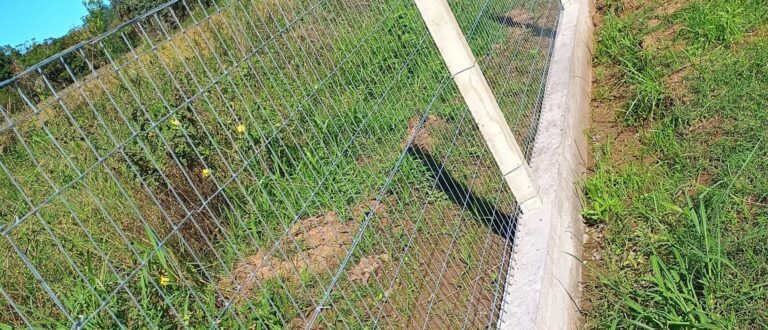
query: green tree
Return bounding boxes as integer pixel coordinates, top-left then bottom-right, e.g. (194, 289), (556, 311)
(83, 0), (112, 37)
(0, 46), (20, 82)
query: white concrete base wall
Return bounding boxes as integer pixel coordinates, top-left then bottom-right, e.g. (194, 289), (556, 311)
(497, 0), (593, 329)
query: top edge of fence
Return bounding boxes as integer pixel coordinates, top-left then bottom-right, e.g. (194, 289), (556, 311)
(0, 0), (181, 90)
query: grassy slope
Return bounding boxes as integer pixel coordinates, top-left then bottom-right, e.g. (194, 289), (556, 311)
(583, 0), (768, 328)
(0, 0), (556, 328)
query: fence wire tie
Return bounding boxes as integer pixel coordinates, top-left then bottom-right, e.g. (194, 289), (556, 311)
(501, 163), (524, 178)
(450, 60), (478, 79)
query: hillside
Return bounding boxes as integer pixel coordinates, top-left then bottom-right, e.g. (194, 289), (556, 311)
(0, 0), (558, 327)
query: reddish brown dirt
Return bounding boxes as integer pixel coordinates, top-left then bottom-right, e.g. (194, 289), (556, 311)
(348, 254), (390, 283)
(664, 65), (692, 104)
(218, 210), (359, 302)
(658, 0), (687, 15)
(588, 76), (646, 168)
(404, 114), (448, 150)
(507, 8), (534, 26)
(641, 24), (682, 51)
(405, 233), (506, 329)
(364, 201), (510, 329)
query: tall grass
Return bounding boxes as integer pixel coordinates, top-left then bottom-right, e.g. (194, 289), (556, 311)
(0, 0), (557, 327)
(584, 0), (768, 327)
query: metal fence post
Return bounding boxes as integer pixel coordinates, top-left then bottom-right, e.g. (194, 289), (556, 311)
(413, 0), (542, 212)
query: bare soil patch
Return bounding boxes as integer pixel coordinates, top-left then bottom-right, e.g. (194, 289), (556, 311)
(348, 253), (390, 283)
(404, 114), (448, 150)
(218, 209), (359, 302)
(664, 65), (692, 104)
(641, 24), (683, 51)
(369, 204), (510, 329)
(658, 0), (687, 16)
(588, 76), (646, 168)
(406, 233), (505, 329)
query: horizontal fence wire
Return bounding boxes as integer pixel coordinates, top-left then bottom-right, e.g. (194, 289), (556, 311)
(0, 0), (559, 328)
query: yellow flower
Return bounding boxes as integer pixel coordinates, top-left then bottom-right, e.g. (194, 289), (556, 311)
(201, 168), (211, 178)
(236, 124), (246, 134)
(169, 118), (181, 127)
(159, 275), (170, 286)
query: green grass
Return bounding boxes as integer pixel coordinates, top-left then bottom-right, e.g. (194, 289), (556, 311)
(0, 0), (557, 328)
(584, 0), (768, 328)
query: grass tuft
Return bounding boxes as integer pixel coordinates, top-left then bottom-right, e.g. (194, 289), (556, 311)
(585, 0), (768, 328)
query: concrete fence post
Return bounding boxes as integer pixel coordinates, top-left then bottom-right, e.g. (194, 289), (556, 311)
(413, 0), (541, 212)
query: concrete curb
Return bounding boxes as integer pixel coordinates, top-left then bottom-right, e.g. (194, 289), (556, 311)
(498, 0), (593, 329)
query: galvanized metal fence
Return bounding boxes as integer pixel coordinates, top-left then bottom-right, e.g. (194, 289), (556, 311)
(0, 0), (559, 328)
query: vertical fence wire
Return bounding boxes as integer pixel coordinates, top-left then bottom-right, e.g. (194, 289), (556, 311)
(0, 0), (559, 328)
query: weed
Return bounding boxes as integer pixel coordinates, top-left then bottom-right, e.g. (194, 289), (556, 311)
(585, 0), (768, 327)
(680, 0), (768, 48)
(596, 11), (669, 125)
(0, 0), (554, 327)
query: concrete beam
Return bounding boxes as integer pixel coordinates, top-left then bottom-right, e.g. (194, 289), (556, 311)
(498, 0), (593, 329)
(413, 0), (542, 212)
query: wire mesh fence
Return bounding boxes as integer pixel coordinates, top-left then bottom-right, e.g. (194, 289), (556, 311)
(0, 0), (559, 328)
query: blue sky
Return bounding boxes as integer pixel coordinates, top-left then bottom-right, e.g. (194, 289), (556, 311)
(0, 0), (89, 48)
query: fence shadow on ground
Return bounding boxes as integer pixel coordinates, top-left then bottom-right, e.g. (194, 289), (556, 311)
(406, 145), (518, 240)
(494, 14), (556, 38)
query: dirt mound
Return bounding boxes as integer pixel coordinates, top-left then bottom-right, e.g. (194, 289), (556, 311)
(218, 197), (396, 302)
(219, 210), (358, 302)
(348, 254), (390, 283)
(404, 115), (448, 150)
